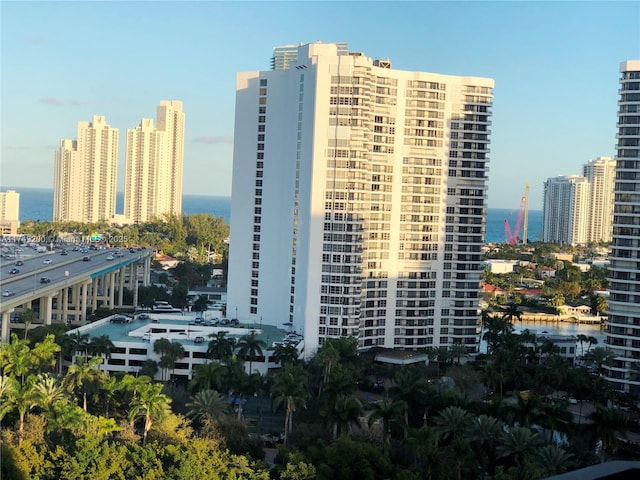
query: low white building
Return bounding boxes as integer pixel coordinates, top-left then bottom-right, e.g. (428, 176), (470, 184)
(483, 259), (518, 274)
(67, 313), (303, 380)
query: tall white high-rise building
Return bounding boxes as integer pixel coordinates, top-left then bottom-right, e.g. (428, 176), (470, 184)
(542, 175), (591, 245)
(124, 101), (185, 223)
(53, 116), (118, 223)
(583, 156), (616, 243)
(0, 189), (20, 235)
(605, 60), (640, 395)
(227, 42), (494, 357)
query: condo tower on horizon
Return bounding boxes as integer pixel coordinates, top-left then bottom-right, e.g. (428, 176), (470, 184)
(541, 156), (616, 246)
(124, 101), (186, 223)
(53, 101), (185, 224)
(53, 116), (118, 223)
(227, 41), (494, 357)
(605, 59), (640, 396)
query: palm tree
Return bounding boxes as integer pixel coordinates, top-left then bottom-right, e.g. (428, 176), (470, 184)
(206, 331), (234, 361)
(466, 414), (504, 472)
(99, 375), (121, 418)
(501, 302), (522, 324)
(323, 393), (362, 440)
(87, 335), (115, 364)
(4, 376), (38, 445)
(190, 361), (224, 392)
(69, 331), (90, 361)
(433, 406), (472, 443)
(389, 368), (428, 428)
(64, 356), (106, 411)
(0, 334), (33, 384)
(272, 363), (310, 444)
(534, 444), (574, 476)
(367, 396), (407, 448)
(153, 338), (185, 383)
(21, 308), (38, 340)
(496, 426), (541, 468)
(32, 373), (67, 410)
(588, 404), (628, 462)
(129, 381), (172, 446)
(314, 341), (340, 396)
(449, 343), (468, 365)
(585, 347), (614, 375)
(576, 334), (588, 359)
(186, 389), (229, 422)
(273, 343), (300, 366)
(237, 332), (266, 375)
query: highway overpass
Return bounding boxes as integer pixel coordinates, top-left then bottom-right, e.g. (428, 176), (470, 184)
(0, 247), (152, 342)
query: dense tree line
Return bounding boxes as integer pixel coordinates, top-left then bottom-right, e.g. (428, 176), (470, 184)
(18, 213), (229, 264)
(2, 314), (638, 479)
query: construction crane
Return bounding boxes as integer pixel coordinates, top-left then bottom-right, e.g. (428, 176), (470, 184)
(504, 184), (529, 245)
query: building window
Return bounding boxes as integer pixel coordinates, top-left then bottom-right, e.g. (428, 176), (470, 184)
(260, 79), (267, 86)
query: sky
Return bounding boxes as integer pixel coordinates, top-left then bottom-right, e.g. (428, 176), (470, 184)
(1, 1), (639, 210)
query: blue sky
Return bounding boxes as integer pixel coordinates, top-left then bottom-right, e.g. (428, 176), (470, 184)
(1, 1), (639, 210)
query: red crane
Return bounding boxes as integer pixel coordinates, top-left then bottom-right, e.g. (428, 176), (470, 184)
(504, 194), (527, 245)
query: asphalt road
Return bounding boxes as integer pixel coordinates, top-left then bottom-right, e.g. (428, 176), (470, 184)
(0, 247), (150, 308)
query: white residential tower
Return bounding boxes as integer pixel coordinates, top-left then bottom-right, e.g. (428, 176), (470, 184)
(582, 156), (616, 243)
(542, 175), (591, 245)
(227, 42), (494, 357)
(124, 101), (185, 223)
(53, 116), (118, 223)
(605, 60), (640, 395)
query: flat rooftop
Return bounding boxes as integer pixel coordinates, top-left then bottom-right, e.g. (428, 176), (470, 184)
(72, 312), (295, 349)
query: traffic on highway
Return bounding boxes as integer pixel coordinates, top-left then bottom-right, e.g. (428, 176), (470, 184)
(0, 244), (150, 303)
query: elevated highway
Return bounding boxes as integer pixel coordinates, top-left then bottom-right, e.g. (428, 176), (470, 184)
(0, 248), (152, 342)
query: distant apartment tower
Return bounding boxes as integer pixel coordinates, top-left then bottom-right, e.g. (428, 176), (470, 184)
(583, 156), (616, 243)
(53, 116), (118, 223)
(542, 175), (590, 245)
(271, 42), (348, 70)
(605, 60), (640, 395)
(124, 101), (185, 223)
(0, 189), (20, 234)
(227, 42), (494, 357)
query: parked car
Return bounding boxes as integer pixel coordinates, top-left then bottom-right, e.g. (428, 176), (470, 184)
(9, 268), (19, 274)
(110, 315), (131, 324)
(40, 277), (51, 284)
(2, 290), (15, 297)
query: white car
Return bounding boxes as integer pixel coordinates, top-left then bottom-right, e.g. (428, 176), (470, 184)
(2, 290), (15, 297)
(43, 259), (52, 264)
(106, 255), (114, 261)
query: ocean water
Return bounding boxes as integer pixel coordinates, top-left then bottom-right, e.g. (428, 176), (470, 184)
(2, 187), (231, 224)
(3, 187), (541, 244)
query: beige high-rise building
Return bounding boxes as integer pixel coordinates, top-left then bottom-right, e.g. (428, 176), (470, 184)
(124, 101), (185, 223)
(0, 190), (20, 235)
(582, 156), (616, 243)
(53, 116), (118, 223)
